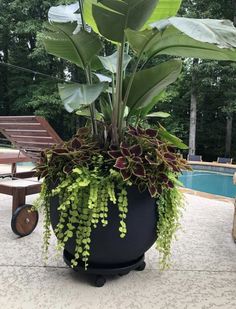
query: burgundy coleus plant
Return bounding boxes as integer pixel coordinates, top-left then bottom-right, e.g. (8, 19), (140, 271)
(108, 126), (188, 197)
(108, 142), (146, 180)
(37, 129), (100, 179)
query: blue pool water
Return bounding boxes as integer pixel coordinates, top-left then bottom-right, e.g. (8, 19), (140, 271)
(179, 171), (236, 198)
(17, 162), (35, 167)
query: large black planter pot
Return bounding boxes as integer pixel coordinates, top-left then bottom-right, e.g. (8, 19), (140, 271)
(50, 186), (158, 286)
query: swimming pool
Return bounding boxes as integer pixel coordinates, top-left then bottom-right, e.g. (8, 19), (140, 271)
(179, 171), (236, 198)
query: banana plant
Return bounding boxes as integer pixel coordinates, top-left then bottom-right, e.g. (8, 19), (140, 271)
(42, 0), (236, 145)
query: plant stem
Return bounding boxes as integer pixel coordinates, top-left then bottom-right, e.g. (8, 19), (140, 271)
(78, 0), (85, 29)
(85, 67), (98, 136)
(123, 33), (156, 121)
(123, 55), (142, 108)
(112, 41), (125, 145)
(78, 0), (98, 137)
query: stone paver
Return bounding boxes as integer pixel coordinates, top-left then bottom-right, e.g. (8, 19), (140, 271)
(0, 191), (236, 309)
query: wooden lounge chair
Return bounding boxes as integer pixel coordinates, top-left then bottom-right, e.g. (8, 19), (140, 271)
(0, 151), (31, 176)
(0, 116), (62, 237)
(217, 157), (233, 164)
(187, 154), (202, 162)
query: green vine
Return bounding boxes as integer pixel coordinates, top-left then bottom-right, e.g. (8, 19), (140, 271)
(156, 186), (184, 269)
(35, 158), (134, 270)
(35, 166), (184, 270)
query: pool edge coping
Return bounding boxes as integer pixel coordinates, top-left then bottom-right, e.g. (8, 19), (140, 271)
(180, 187), (234, 203)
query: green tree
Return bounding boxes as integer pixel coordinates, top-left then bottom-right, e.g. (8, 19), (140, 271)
(0, 0), (77, 139)
(163, 0), (236, 159)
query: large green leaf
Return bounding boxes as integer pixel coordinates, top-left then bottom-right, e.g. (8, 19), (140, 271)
(152, 18), (236, 48)
(144, 0), (182, 26)
(129, 91), (166, 117)
(126, 19), (236, 61)
(58, 83), (108, 113)
(124, 60), (182, 113)
(146, 111), (170, 118)
(43, 23), (102, 69)
(76, 108), (102, 120)
(98, 51), (132, 74)
(48, 3), (81, 23)
(158, 125), (188, 149)
(91, 0), (158, 42)
(83, 0), (99, 33)
(138, 91), (167, 117)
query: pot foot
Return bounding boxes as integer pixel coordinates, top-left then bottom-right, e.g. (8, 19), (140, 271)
(118, 271), (130, 276)
(94, 275), (106, 287)
(135, 261), (146, 271)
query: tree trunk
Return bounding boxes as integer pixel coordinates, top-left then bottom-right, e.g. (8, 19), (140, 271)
(188, 59), (199, 155)
(225, 116), (233, 157)
(2, 27), (10, 115)
(225, 1), (236, 157)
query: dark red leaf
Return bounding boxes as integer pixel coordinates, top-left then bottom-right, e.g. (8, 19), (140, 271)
(145, 128), (157, 138)
(76, 127), (90, 136)
(132, 163), (146, 177)
(137, 126), (145, 135)
(149, 176), (156, 184)
(121, 169), (131, 181)
(63, 165), (73, 174)
(52, 148), (69, 154)
(167, 181), (174, 189)
(114, 157), (128, 170)
(128, 126), (138, 136)
(108, 150), (122, 159)
(148, 185), (157, 197)
(132, 156), (142, 163)
(167, 146), (175, 152)
(168, 161), (181, 172)
(71, 138), (82, 150)
(120, 142), (131, 156)
(164, 153), (176, 161)
(157, 186), (163, 195)
(130, 144), (142, 156)
(158, 173), (168, 183)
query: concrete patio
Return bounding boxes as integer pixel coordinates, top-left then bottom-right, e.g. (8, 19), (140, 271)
(0, 168), (236, 308)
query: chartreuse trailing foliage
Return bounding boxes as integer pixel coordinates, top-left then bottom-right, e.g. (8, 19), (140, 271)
(50, 164), (128, 269)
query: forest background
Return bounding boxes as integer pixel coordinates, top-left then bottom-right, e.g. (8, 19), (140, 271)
(0, 0), (236, 161)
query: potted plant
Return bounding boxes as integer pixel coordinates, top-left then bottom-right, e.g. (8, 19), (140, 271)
(35, 0), (236, 287)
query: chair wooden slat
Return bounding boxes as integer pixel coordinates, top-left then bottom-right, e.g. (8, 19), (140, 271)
(0, 124), (44, 130)
(15, 141), (55, 149)
(11, 136), (54, 143)
(0, 116), (39, 123)
(4, 130), (49, 137)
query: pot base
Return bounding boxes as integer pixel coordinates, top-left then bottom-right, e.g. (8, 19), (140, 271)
(63, 249), (146, 287)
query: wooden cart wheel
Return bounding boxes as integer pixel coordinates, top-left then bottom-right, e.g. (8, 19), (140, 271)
(11, 204), (39, 237)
